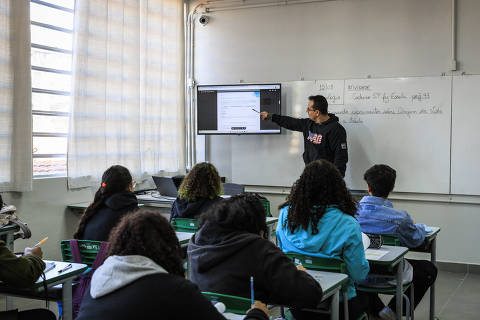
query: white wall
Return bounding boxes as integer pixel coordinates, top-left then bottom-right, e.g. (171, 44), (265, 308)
(191, 0), (480, 264)
(2, 178), (93, 260)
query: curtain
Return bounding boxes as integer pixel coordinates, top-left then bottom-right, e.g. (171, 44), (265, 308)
(68, 0), (185, 188)
(0, 0), (32, 192)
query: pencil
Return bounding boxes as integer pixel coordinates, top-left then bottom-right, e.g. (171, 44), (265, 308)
(35, 237), (48, 247)
(250, 276), (254, 305)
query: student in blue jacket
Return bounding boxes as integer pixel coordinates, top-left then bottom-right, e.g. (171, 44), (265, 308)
(277, 160), (370, 320)
(356, 164), (438, 320)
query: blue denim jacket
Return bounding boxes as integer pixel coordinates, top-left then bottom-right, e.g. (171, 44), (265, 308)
(356, 196), (427, 248)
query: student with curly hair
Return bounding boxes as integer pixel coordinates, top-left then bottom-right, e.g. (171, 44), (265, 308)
(188, 194), (323, 312)
(170, 162), (223, 222)
(276, 160), (370, 320)
(74, 165), (139, 241)
(77, 209), (270, 320)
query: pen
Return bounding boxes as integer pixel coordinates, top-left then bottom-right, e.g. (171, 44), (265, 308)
(251, 108), (260, 114)
(250, 276), (254, 305)
(35, 237), (48, 247)
(58, 263), (72, 273)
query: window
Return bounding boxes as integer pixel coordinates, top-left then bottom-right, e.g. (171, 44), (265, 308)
(30, 0), (75, 177)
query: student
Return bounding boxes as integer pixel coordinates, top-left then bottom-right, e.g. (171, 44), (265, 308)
(76, 210), (269, 320)
(276, 160), (370, 320)
(356, 164), (438, 320)
(170, 162), (223, 222)
(0, 241), (56, 320)
(74, 165), (139, 241)
(188, 194), (323, 312)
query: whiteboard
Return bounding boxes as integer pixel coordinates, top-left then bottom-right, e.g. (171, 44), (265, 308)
(231, 76), (452, 193)
(451, 75), (480, 195)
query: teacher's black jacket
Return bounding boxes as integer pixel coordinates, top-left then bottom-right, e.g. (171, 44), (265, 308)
(271, 113), (348, 176)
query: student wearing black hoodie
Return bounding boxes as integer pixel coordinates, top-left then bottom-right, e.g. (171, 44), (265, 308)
(188, 194), (324, 311)
(261, 95), (348, 176)
(170, 162), (223, 222)
(74, 165), (139, 241)
(77, 210), (270, 320)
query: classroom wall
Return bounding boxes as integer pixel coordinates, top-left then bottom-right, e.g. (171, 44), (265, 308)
(2, 179), (92, 260)
(192, 0), (480, 264)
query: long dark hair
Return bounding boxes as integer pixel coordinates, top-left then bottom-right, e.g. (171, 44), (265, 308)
(280, 160), (357, 234)
(73, 165), (133, 239)
(199, 193), (268, 237)
(107, 209), (184, 276)
(177, 162), (222, 201)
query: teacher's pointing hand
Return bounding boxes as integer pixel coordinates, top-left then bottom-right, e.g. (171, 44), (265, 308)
(260, 111), (269, 120)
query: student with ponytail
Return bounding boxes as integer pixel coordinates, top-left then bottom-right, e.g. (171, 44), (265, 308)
(74, 165), (139, 241)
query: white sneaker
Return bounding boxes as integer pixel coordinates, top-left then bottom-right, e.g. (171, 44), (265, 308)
(0, 204), (16, 214)
(378, 306), (396, 320)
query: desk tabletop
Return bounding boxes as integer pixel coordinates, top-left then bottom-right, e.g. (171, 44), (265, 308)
(426, 226), (441, 239)
(306, 270), (348, 297)
(34, 261), (88, 290)
(67, 202), (90, 210)
(0, 261), (87, 295)
(365, 245), (408, 266)
(176, 231), (193, 246)
(266, 217), (278, 224)
(68, 202), (144, 210)
(0, 223), (20, 233)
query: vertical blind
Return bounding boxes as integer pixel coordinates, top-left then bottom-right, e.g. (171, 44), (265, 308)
(67, 0), (185, 188)
(0, 0), (33, 192)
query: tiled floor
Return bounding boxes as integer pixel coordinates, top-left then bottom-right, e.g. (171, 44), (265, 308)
(1, 270), (479, 319)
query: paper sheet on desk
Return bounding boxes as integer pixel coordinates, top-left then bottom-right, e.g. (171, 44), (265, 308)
(223, 313), (245, 320)
(365, 249), (388, 260)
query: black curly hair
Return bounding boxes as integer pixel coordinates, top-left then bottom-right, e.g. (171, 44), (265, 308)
(107, 209), (184, 276)
(177, 162), (222, 201)
(74, 165), (134, 239)
(199, 193), (268, 237)
(280, 160), (357, 234)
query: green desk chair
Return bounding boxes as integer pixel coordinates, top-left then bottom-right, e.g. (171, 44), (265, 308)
(357, 281), (413, 320)
(381, 235), (401, 246)
(284, 253), (369, 320)
(360, 235), (413, 320)
(60, 240), (105, 265)
(259, 198), (272, 217)
(171, 218), (199, 233)
(202, 292), (252, 315)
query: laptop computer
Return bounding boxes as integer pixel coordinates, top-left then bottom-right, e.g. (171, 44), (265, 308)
(152, 176), (178, 198)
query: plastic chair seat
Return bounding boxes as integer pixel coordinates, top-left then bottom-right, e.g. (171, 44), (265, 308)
(171, 218), (199, 232)
(202, 292), (251, 315)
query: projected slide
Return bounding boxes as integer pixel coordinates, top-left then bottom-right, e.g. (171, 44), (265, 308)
(217, 91), (260, 132)
(197, 84), (281, 135)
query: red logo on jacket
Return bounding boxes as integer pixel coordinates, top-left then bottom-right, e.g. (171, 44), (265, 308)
(307, 131), (322, 144)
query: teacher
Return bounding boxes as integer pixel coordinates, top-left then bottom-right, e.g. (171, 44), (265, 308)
(261, 95), (348, 176)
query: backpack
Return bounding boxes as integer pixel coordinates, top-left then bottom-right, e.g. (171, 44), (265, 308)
(69, 239), (109, 319)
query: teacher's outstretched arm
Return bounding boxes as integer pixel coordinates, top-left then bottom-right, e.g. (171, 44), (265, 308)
(260, 112), (308, 133)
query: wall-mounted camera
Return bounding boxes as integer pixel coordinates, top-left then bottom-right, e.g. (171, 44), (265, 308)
(199, 15), (210, 26)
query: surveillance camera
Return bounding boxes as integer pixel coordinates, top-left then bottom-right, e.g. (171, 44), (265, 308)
(199, 15), (209, 25)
